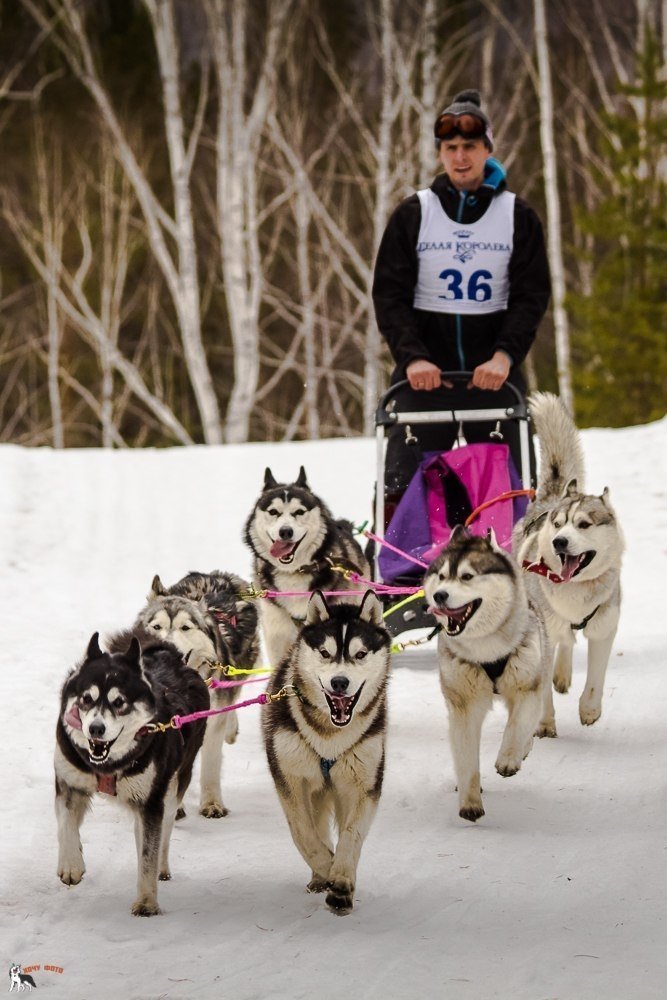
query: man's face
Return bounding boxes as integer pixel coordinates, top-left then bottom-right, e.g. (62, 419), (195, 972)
(438, 136), (491, 192)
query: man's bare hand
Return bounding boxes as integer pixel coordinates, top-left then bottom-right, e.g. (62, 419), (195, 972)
(470, 351), (511, 390)
(406, 359), (450, 390)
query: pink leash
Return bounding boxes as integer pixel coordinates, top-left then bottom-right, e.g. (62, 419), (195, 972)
(362, 529), (430, 570)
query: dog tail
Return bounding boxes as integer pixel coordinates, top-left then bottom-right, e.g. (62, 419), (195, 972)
(529, 391), (585, 500)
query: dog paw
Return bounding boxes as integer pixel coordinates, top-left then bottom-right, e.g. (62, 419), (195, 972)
(158, 870), (172, 881)
(553, 676), (571, 695)
(131, 898), (162, 917)
(325, 879), (354, 915)
(199, 802), (229, 819)
(306, 876), (328, 894)
(495, 756), (521, 778)
(175, 807), (186, 821)
(58, 865), (85, 886)
(535, 721), (557, 739)
(579, 700), (601, 726)
(459, 804), (484, 822)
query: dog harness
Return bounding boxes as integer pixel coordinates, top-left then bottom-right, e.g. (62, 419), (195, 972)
(320, 758), (337, 779)
(571, 605), (600, 631)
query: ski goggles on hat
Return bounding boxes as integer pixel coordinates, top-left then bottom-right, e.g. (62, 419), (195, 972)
(434, 112), (489, 142)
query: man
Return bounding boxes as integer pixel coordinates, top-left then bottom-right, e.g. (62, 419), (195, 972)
(373, 89), (551, 501)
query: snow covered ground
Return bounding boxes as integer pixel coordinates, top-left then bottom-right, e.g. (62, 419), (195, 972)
(1, 418), (666, 999)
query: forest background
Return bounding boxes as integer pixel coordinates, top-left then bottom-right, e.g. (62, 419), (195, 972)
(0, 0), (665, 449)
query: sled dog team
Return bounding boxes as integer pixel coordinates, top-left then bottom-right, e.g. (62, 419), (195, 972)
(55, 393), (624, 916)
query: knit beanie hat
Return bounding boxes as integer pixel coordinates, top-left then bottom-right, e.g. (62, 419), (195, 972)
(434, 89), (494, 150)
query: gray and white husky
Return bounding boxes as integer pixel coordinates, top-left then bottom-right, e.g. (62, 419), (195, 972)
(137, 571), (260, 818)
(244, 467), (370, 670)
(514, 393), (624, 735)
(263, 590), (391, 915)
(55, 630), (209, 916)
(424, 526), (548, 823)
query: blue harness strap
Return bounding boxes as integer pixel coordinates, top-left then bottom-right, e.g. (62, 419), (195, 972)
(320, 758), (336, 779)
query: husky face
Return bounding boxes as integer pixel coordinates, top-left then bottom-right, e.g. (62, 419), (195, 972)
(295, 591), (390, 728)
(138, 596), (219, 661)
(424, 527), (516, 638)
(535, 483), (622, 582)
(61, 634), (156, 767)
(245, 467), (329, 569)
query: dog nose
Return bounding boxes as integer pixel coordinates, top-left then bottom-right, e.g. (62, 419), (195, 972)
(552, 536), (569, 553)
(330, 675), (349, 694)
(89, 720), (106, 738)
(279, 525), (294, 541)
(433, 589), (449, 607)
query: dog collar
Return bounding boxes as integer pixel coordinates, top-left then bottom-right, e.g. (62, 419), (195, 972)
(96, 773), (117, 796)
(522, 558), (566, 584)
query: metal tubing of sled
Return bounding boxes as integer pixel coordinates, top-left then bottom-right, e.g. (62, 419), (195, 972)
(373, 371), (531, 585)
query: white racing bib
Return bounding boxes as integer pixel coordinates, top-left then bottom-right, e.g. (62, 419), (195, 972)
(413, 188), (515, 314)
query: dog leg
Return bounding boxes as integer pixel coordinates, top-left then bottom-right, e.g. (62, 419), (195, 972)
(580, 627), (617, 726)
(447, 698), (489, 822)
(496, 688), (542, 776)
(131, 805), (164, 916)
(279, 787), (334, 889)
(225, 709), (239, 744)
(553, 639), (574, 694)
(199, 713), (230, 818)
(326, 788), (378, 915)
(56, 779), (90, 885)
(536, 645), (558, 738)
(159, 778), (179, 881)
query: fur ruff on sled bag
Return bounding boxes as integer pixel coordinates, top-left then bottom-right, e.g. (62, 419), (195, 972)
(379, 443), (528, 583)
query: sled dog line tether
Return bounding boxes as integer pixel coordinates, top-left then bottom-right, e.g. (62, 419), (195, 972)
(146, 685), (300, 733)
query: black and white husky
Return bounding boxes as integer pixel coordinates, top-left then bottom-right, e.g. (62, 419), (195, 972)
(263, 591), (391, 915)
(9, 965), (37, 992)
(55, 631), (209, 916)
(514, 393), (624, 735)
(424, 526), (548, 823)
(244, 467), (370, 669)
(139, 571), (259, 818)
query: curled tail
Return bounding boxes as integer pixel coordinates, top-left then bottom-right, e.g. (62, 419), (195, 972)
(529, 392), (585, 500)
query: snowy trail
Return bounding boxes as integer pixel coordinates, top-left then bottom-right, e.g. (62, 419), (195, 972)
(1, 421), (666, 999)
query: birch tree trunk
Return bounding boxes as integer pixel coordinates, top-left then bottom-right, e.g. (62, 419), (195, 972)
(206, 0), (292, 444)
(533, 0), (573, 413)
(24, 0), (223, 442)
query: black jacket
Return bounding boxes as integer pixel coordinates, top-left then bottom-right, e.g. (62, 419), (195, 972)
(372, 166), (551, 380)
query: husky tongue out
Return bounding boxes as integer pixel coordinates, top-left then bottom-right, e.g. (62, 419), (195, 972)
(270, 539), (301, 563)
(324, 684), (365, 727)
(558, 551), (594, 581)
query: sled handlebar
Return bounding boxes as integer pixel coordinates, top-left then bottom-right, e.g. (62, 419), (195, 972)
(375, 371), (528, 426)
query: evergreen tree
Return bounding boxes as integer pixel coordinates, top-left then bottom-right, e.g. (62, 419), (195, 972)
(568, 32), (666, 427)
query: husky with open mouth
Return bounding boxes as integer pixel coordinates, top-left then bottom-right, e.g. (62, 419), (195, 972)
(143, 570), (260, 818)
(55, 631), (209, 916)
(424, 526), (548, 823)
(244, 467), (370, 670)
(514, 392), (624, 735)
(263, 590), (391, 914)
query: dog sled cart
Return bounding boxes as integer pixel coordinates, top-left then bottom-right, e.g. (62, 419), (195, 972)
(371, 371), (533, 640)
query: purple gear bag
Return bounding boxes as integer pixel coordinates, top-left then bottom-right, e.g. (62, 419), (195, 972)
(378, 442), (528, 584)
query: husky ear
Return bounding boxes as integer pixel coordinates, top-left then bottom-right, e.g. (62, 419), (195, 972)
(86, 632), (103, 660)
(562, 478), (579, 498)
(295, 466), (309, 489)
(485, 527), (501, 551)
(150, 574), (167, 598)
(306, 590), (330, 624)
(263, 467), (278, 490)
(600, 486), (610, 505)
(449, 524), (469, 543)
(359, 589), (384, 627)
(124, 636), (142, 669)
